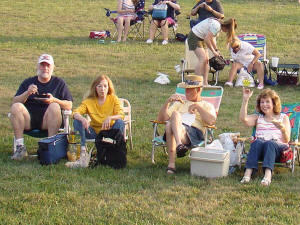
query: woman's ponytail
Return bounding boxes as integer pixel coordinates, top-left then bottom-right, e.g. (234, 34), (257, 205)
(221, 18), (237, 44)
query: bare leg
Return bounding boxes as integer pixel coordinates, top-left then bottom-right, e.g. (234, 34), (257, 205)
(165, 112), (190, 169)
(243, 168), (253, 178)
(253, 61), (264, 86)
(194, 47), (209, 85)
(161, 19), (169, 41)
(42, 103), (62, 136)
(228, 62), (243, 83)
(10, 103), (31, 139)
(149, 20), (158, 40)
(264, 168), (272, 181)
(116, 17), (124, 42)
(122, 17), (131, 42)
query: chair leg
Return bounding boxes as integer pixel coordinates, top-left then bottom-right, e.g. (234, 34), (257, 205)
(151, 144), (156, 164)
(13, 136), (17, 153)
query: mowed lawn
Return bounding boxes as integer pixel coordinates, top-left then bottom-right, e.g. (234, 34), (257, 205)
(0, 0), (300, 224)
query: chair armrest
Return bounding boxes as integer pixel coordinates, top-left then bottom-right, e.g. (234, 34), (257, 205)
(236, 137), (252, 142)
(289, 141), (300, 146)
(150, 120), (166, 124)
(204, 125), (216, 129)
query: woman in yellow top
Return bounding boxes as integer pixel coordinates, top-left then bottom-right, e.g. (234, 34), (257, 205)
(67, 75), (125, 168)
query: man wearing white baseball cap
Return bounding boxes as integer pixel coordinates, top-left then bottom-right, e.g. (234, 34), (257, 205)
(157, 75), (216, 174)
(10, 54), (73, 160)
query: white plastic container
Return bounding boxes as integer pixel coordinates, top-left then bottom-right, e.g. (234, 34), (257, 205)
(271, 57), (279, 67)
(189, 147), (230, 178)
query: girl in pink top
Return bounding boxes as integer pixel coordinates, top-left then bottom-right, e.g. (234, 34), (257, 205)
(239, 88), (291, 186)
(116, 0), (137, 42)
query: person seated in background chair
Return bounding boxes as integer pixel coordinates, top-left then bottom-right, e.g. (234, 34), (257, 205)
(239, 88), (290, 186)
(146, 0), (180, 45)
(10, 54), (73, 160)
(157, 75), (216, 174)
(116, 0), (138, 42)
(226, 37), (264, 89)
(190, 0), (224, 28)
(66, 75), (125, 168)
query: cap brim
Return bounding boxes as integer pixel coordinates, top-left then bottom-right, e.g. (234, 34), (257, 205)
(177, 82), (202, 89)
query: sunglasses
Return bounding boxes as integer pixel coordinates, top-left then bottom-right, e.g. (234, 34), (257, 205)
(232, 45), (240, 50)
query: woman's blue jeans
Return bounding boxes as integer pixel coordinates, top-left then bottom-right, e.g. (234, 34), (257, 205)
(245, 138), (288, 171)
(73, 119), (125, 146)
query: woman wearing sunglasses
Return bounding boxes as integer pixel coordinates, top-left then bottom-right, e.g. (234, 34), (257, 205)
(226, 37), (264, 89)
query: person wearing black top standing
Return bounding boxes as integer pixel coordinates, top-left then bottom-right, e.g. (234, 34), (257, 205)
(190, 0), (224, 28)
(10, 54), (73, 160)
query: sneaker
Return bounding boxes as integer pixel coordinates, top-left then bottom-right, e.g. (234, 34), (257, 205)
(65, 151), (91, 168)
(146, 39), (153, 44)
(162, 40), (168, 45)
(11, 145), (28, 160)
(257, 83), (264, 90)
(225, 81), (233, 87)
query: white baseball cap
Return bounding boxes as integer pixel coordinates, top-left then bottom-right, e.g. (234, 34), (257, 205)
(38, 54), (54, 65)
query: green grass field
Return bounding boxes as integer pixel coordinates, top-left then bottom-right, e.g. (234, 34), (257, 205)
(1, 0), (300, 224)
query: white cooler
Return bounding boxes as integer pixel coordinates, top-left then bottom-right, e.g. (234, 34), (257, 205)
(189, 147), (230, 178)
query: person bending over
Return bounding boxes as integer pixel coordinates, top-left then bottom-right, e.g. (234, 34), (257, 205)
(187, 18), (237, 85)
(240, 88), (290, 186)
(157, 75), (216, 174)
(66, 75), (125, 168)
(10, 54), (73, 160)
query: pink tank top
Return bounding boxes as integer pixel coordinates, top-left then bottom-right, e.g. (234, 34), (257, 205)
(255, 113), (284, 143)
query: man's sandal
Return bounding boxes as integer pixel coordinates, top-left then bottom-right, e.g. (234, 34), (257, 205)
(240, 176), (251, 183)
(166, 167), (176, 174)
(261, 177), (271, 186)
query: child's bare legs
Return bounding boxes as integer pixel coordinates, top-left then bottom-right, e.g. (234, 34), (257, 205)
(161, 20), (169, 41)
(116, 17), (125, 42)
(122, 17), (132, 42)
(148, 20), (158, 41)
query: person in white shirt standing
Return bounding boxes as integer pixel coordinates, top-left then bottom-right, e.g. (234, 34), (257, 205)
(226, 37), (264, 89)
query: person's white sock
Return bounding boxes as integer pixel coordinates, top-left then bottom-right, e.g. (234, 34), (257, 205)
(15, 138), (24, 146)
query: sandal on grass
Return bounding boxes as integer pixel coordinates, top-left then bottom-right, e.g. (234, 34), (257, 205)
(261, 177), (271, 186)
(240, 176), (251, 183)
(176, 144), (188, 158)
(166, 167), (176, 174)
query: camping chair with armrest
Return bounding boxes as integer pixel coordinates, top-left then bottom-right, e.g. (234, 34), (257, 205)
(237, 103), (300, 173)
(150, 86), (223, 164)
(180, 39), (221, 85)
(85, 98), (133, 154)
(8, 110), (72, 154)
(104, 1), (147, 40)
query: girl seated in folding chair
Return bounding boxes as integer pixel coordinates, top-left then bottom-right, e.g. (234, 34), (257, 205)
(240, 88), (291, 186)
(116, 0), (138, 42)
(146, 0), (180, 45)
(66, 75), (125, 168)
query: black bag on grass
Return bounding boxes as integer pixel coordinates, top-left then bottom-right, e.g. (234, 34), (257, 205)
(95, 129), (127, 169)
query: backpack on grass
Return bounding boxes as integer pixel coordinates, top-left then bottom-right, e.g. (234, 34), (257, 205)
(95, 129), (127, 169)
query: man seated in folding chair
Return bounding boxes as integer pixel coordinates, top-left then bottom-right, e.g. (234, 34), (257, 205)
(226, 37), (264, 89)
(66, 75), (125, 168)
(146, 0), (180, 45)
(157, 75), (216, 174)
(9, 54), (73, 160)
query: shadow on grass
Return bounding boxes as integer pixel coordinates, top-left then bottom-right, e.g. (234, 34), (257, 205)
(0, 35), (102, 46)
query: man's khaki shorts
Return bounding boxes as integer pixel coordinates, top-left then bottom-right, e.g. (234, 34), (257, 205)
(187, 31), (207, 51)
